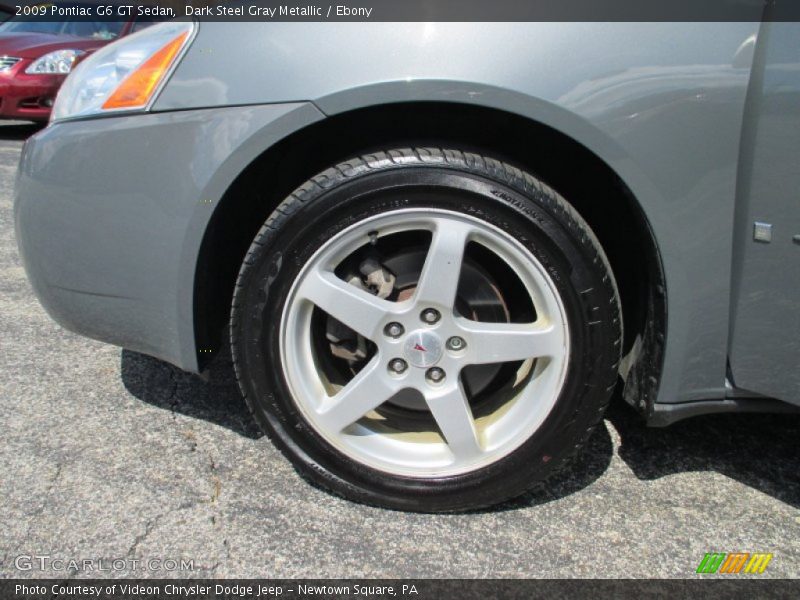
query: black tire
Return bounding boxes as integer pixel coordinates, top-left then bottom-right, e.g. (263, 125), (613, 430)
(230, 148), (621, 512)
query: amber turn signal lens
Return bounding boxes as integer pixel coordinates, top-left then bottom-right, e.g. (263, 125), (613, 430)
(102, 31), (189, 110)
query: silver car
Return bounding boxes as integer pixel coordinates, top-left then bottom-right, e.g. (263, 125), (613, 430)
(14, 20), (800, 511)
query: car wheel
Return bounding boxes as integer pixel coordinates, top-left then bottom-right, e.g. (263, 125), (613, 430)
(231, 148), (621, 512)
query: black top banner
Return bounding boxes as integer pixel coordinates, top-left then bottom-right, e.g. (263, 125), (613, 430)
(8, 0), (800, 22)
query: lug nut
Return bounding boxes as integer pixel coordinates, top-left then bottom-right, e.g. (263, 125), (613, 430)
(420, 308), (441, 324)
(426, 367), (446, 383)
(389, 358), (408, 374)
(446, 336), (466, 351)
(384, 322), (404, 338)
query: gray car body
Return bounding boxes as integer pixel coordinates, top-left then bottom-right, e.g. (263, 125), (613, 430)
(14, 22), (800, 423)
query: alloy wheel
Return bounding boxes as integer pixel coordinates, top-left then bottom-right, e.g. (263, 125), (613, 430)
(280, 209), (570, 477)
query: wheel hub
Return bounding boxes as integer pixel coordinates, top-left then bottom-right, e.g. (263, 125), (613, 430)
(403, 329), (444, 368)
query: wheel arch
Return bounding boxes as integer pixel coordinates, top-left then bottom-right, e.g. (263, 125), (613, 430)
(192, 97), (666, 417)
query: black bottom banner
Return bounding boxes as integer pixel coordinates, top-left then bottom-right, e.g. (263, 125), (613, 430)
(3, 579), (800, 600)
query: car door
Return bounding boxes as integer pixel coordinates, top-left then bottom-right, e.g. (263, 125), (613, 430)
(729, 18), (800, 403)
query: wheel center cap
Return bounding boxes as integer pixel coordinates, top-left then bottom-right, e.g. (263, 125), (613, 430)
(403, 330), (443, 368)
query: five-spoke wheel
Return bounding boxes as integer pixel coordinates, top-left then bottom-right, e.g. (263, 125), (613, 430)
(281, 211), (569, 476)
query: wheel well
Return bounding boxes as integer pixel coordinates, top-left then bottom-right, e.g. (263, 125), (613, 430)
(194, 102), (665, 413)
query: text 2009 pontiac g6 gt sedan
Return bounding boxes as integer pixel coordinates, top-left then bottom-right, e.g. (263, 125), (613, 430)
(14, 20), (800, 511)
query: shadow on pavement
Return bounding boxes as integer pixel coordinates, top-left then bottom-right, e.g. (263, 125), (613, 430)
(0, 121), (44, 141)
(121, 348), (263, 440)
(609, 401), (800, 509)
(121, 349), (800, 510)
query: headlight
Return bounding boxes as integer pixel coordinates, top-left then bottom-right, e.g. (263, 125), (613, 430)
(25, 49), (84, 74)
(52, 20), (195, 122)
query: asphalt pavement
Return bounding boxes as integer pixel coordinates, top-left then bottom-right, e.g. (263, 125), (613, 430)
(1, 121), (799, 579)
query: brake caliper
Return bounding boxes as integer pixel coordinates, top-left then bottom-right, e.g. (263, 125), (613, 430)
(326, 257), (396, 363)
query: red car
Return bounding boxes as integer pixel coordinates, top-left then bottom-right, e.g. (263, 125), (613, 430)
(0, 13), (161, 121)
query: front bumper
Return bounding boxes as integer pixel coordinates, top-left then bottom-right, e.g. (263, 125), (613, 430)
(14, 102), (322, 371)
(0, 71), (64, 121)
